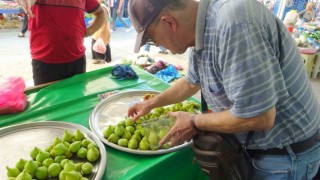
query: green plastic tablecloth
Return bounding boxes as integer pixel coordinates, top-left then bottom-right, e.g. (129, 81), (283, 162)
(0, 66), (208, 180)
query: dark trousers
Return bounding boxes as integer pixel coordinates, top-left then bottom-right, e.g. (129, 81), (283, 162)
(21, 11), (28, 34)
(32, 55), (86, 85)
(91, 39), (111, 62)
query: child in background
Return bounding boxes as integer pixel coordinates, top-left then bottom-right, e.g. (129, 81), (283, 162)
(91, 0), (111, 64)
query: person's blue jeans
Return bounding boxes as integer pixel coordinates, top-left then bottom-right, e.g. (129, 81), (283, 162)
(251, 141), (320, 180)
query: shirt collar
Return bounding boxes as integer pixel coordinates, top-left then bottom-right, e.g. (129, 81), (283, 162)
(195, 0), (211, 51)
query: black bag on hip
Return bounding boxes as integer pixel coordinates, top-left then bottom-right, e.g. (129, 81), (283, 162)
(192, 132), (253, 180)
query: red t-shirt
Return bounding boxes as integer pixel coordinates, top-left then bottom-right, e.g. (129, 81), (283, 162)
(29, 0), (99, 64)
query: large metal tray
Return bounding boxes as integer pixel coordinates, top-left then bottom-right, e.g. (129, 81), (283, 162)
(0, 121), (107, 180)
(89, 90), (192, 155)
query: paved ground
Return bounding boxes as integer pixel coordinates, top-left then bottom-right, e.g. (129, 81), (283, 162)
(0, 27), (319, 102)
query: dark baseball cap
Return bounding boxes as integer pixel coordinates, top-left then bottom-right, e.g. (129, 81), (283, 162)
(128, 0), (169, 53)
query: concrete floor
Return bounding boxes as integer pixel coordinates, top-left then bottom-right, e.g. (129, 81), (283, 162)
(0, 27), (319, 102)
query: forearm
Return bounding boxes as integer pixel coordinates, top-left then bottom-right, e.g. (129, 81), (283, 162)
(149, 78), (200, 109)
(194, 106), (276, 133)
(85, 7), (106, 37)
(118, 0), (123, 10)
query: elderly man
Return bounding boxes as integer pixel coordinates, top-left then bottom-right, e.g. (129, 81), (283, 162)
(127, 0), (320, 179)
(19, 0), (106, 85)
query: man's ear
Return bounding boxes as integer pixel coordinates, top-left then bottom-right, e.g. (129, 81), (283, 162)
(160, 15), (178, 33)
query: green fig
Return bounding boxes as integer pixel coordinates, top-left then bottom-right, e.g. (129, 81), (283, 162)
(132, 134), (141, 143)
(75, 163), (84, 172)
(29, 147), (41, 160)
(81, 162), (93, 175)
(59, 170), (68, 180)
(35, 166), (48, 180)
(87, 147), (100, 162)
(128, 139), (138, 149)
(63, 141), (71, 148)
(48, 163), (61, 177)
(87, 142), (98, 149)
(42, 158), (54, 168)
(114, 125), (125, 136)
(118, 138), (128, 147)
(162, 143), (171, 149)
(102, 125), (114, 139)
(125, 118), (134, 126)
(16, 170), (32, 180)
(139, 140), (150, 150)
(24, 160), (38, 174)
(107, 134), (119, 144)
(6, 166), (20, 177)
(44, 145), (53, 152)
(51, 137), (62, 147)
(148, 132), (160, 145)
(7, 177), (16, 180)
(65, 171), (82, 180)
(15, 159), (27, 171)
(74, 130), (85, 141)
(121, 130), (132, 140)
(77, 147), (88, 159)
(81, 139), (92, 148)
(36, 151), (50, 163)
(64, 161), (76, 172)
(69, 141), (81, 153)
(54, 155), (66, 163)
(53, 143), (67, 155)
(126, 126), (135, 134)
(60, 159), (71, 167)
(118, 120), (126, 127)
(62, 130), (74, 143)
(64, 149), (73, 159)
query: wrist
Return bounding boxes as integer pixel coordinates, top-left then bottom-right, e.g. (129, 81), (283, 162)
(190, 114), (203, 133)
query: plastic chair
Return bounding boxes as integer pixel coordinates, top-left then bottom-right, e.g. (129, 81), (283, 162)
(300, 53), (317, 78)
(312, 54), (320, 78)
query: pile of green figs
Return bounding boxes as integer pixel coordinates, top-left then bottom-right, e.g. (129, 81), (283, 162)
(103, 101), (200, 151)
(6, 130), (100, 180)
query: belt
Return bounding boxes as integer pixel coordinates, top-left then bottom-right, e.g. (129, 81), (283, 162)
(247, 131), (320, 156)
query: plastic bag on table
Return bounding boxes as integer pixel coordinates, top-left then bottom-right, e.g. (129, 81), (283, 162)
(93, 38), (107, 54)
(0, 77), (28, 115)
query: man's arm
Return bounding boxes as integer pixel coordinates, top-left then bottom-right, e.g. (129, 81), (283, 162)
(194, 106), (276, 133)
(85, 6), (106, 37)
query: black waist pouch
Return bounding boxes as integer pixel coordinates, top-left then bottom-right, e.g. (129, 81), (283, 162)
(192, 132), (253, 180)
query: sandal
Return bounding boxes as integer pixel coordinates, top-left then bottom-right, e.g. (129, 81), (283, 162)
(18, 33), (25, 37)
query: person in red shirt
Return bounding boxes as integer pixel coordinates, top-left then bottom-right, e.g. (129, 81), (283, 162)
(20, 0), (106, 85)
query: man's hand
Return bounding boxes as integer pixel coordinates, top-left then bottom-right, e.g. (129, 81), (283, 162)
(159, 111), (197, 148)
(17, 0), (36, 18)
(127, 101), (153, 122)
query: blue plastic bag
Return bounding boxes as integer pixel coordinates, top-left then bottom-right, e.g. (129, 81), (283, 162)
(111, 64), (139, 80)
(155, 65), (181, 83)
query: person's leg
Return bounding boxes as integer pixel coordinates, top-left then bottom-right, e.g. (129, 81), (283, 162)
(111, 8), (117, 31)
(18, 11), (28, 37)
(105, 44), (112, 63)
(91, 39), (98, 59)
(159, 46), (168, 54)
(21, 12), (28, 34)
(251, 141), (320, 180)
(117, 5), (129, 28)
(144, 43), (151, 52)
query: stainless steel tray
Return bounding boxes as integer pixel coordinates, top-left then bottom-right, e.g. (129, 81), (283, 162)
(89, 90), (192, 155)
(0, 121), (107, 180)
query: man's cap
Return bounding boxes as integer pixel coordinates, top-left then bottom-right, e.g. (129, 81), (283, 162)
(129, 0), (169, 53)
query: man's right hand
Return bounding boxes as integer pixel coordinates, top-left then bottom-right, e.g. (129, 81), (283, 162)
(17, 0), (36, 18)
(127, 101), (153, 122)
